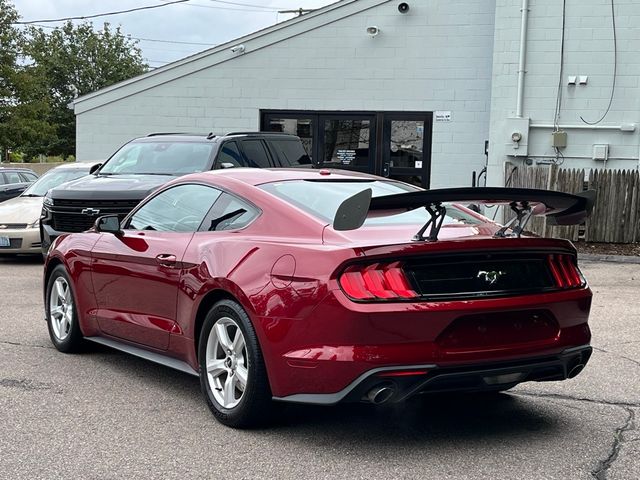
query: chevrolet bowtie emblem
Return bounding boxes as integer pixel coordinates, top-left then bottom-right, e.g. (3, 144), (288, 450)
(0, 225), (6, 229)
(81, 208), (101, 215)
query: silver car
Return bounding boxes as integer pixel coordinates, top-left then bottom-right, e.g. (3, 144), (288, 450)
(0, 162), (98, 255)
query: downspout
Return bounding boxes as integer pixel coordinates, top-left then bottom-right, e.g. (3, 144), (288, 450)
(516, 0), (530, 117)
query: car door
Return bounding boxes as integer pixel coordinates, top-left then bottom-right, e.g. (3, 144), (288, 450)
(91, 183), (222, 349)
(0, 172), (28, 202)
(237, 139), (275, 168)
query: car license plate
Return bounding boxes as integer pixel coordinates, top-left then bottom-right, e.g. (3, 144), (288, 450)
(0, 236), (10, 248)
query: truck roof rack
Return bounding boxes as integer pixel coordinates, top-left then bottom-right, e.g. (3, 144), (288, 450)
(146, 132), (213, 137)
(225, 131), (293, 136)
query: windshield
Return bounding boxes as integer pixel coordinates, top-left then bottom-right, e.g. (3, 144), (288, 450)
(260, 180), (483, 227)
(22, 167), (91, 197)
(99, 141), (214, 175)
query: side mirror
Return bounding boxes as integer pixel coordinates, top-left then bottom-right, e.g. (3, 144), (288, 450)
(219, 162), (236, 169)
(89, 163), (103, 175)
(95, 215), (121, 234)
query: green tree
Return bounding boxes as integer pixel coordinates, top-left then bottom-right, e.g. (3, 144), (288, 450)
(0, 0), (52, 160)
(25, 22), (148, 157)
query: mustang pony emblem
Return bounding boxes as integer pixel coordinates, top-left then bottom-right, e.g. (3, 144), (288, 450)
(477, 270), (506, 286)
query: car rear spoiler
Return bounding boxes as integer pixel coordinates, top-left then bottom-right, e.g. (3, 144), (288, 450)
(332, 187), (596, 241)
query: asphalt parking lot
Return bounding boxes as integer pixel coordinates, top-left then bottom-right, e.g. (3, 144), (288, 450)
(0, 257), (638, 479)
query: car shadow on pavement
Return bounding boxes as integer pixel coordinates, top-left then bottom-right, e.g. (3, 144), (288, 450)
(271, 392), (563, 445)
(82, 345), (565, 444)
(0, 254), (43, 265)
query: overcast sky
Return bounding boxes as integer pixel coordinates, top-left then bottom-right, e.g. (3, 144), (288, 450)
(11, 0), (335, 68)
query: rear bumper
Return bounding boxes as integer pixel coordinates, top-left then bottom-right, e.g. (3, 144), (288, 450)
(259, 286), (592, 398)
(274, 345), (592, 405)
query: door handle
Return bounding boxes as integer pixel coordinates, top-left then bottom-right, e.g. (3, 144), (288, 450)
(155, 253), (177, 267)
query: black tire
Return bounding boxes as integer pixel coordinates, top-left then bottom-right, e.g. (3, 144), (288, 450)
(45, 265), (84, 353)
(198, 299), (273, 428)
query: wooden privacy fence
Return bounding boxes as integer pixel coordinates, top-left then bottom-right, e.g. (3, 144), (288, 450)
(505, 163), (640, 243)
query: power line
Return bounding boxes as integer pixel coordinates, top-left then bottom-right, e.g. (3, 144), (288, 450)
(14, 0), (191, 25)
(580, 0), (618, 125)
(134, 36), (214, 46)
(27, 23), (215, 48)
(205, 0), (286, 9)
(162, 0), (280, 12)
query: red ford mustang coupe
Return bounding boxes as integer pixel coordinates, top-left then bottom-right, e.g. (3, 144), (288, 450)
(43, 168), (594, 428)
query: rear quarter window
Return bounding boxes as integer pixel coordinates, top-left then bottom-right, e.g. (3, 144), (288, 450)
(269, 139), (311, 166)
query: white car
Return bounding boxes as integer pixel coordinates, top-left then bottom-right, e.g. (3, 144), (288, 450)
(0, 162), (98, 255)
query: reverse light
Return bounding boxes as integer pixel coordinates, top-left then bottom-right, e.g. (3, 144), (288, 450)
(339, 261), (417, 300)
(547, 254), (585, 289)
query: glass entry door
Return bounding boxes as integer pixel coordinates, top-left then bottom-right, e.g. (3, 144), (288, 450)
(261, 110), (432, 187)
(381, 113), (432, 189)
(318, 114), (376, 173)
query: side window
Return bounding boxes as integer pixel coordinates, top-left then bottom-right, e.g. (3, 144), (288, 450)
(20, 172), (38, 182)
(5, 172), (22, 183)
(128, 184), (222, 232)
(215, 141), (244, 168)
(240, 140), (272, 168)
(202, 193), (259, 232)
(0, 174), (6, 185)
(269, 139), (311, 166)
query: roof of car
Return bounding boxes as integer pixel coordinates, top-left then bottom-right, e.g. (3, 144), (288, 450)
(0, 166), (37, 172)
(50, 161), (100, 170)
(133, 132), (300, 143)
(190, 167), (386, 187)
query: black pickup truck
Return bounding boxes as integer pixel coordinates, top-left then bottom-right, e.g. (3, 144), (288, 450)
(40, 132), (310, 253)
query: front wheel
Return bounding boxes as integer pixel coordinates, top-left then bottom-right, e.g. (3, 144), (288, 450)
(45, 265), (84, 353)
(198, 299), (273, 428)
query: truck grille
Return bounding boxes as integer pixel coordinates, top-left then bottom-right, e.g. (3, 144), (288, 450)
(49, 200), (140, 233)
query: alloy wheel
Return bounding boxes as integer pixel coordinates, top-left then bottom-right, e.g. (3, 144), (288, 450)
(49, 276), (73, 341)
(205, 317), (248, 409)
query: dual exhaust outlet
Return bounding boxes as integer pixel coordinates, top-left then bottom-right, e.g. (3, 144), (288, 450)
(365, 362), (585, 404)
(366, 384), (396, 405)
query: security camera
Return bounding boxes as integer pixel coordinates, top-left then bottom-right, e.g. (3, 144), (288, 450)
(366, 26), (380, 37)
(398, 2), (410, 13)
(230, 44), (245, 54)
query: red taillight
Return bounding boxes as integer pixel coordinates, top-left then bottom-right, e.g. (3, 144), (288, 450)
(547, 254), (584, 289)
(339, 262), (418, 300)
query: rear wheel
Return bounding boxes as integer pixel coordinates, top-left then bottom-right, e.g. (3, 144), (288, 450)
(198, 299), (272, 428)
(45, 265), (84, 352)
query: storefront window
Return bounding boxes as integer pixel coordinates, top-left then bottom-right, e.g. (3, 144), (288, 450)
(322, 119), (371, 169)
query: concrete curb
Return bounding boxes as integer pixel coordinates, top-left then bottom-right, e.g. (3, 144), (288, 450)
(578, 253), (640, 264)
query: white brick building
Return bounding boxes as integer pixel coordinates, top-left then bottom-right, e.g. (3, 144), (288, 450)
(72, 0), (640, 188)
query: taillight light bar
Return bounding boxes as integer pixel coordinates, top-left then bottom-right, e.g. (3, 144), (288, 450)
(547, 254), (585, 289)
(339, 261), (418, 300)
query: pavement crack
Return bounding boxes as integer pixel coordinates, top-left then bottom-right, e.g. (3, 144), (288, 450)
(0, 378), (63, 393)
(0, 340), (52, 349)
(514, 391), (640, 408)
(591, 407), (635, 480)
(592, 346), (640, 369)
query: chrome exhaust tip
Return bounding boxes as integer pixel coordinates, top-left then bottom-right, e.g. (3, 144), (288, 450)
(367, 385), (395, 405)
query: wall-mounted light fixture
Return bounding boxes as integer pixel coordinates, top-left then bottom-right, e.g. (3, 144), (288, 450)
(366, 26), (380, 37)
(230, 44), (245, 54)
